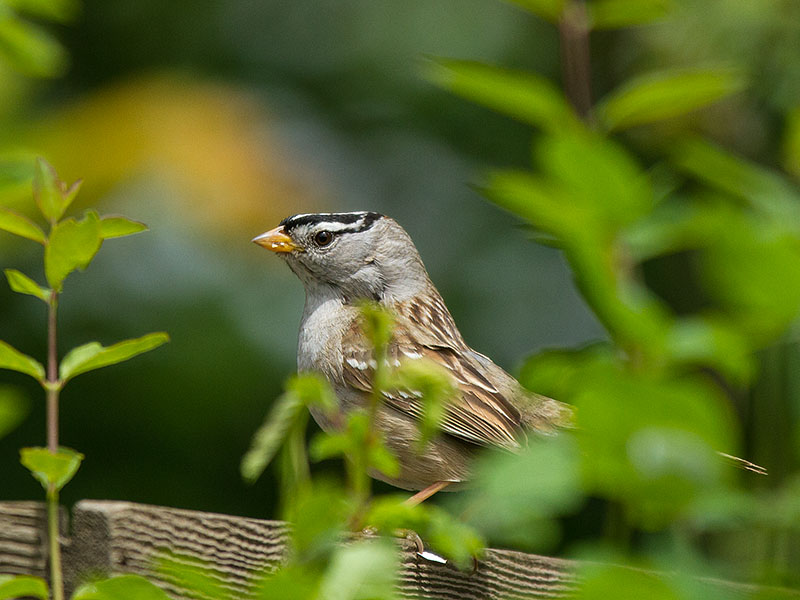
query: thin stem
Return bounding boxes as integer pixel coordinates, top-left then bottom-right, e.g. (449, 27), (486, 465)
(47, 292), (59, 453)
(47, 486), (63, 600)
(559, 0), (594, 121)
(46, 290), (64, 600)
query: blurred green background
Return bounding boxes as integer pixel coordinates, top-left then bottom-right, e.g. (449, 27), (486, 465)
(1, 0), (798, 543)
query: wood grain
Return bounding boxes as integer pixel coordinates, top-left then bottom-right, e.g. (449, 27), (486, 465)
(2, 500), (799, 599)
(68, 500), (289, 598)
(0, 502), (51, 579)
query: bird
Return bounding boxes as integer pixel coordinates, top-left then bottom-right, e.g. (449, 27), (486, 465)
(253, 211), (574, 504)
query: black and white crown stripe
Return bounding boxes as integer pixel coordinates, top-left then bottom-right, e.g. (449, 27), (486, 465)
(280, 211), (383, 235)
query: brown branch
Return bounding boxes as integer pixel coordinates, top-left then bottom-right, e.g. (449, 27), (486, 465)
(559, 0), (593, 121)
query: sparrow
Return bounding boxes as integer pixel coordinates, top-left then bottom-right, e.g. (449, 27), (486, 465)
(254, 211), (573, 503)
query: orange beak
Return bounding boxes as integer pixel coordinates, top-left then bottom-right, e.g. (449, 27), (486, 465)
(252, 226), (301, 253)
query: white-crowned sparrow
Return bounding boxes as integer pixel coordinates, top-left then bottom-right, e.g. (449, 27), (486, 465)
(254, 211), (572, 501)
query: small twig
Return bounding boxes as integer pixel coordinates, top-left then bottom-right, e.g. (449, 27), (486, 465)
(46, 290), (64, 600)
(559, 0), (593, 121)
(46, 292), (59, 453)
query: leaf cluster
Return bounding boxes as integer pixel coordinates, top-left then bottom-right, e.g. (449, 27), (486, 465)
(0, 0), (77, 78)
(1, 158), (170, 600)
(426, 0), (800, 593)
(0, 159), (168, 395)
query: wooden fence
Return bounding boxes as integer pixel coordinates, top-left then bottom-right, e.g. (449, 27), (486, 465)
(0, 500), (796, 599)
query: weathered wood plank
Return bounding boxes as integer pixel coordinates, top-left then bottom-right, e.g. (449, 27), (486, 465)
(67, 501), (580, 599)
(399, 548), (577, 599)
(68, 500), (289, 598)
(0, 502), (51, 579)
(2, 500), (799, 599)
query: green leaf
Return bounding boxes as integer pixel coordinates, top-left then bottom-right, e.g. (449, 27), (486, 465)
(284, 480), (353, 560)
(0, 386), (29, 439)
(359, 302), (394, 349)
(589, 0), (672, 29)
(0, 339), (45, 380)
(4, 269), (50, 302)
(699, 216), (800, 343)
(785, 106), (800, 178)
(285, 372), (337, 412)
(252, 565), (320, 600)
(20, 446), (83, 491)
(366, 497), (484, 569)
(72, 575), (171, 600)
(44, 210), (102, 290)
(100, 216), (148, 239)
(0, 154), (37, 200)
(0, 207), (46, 244)
(33, 157), (66, 222)
(464, 436), (583, 551)
(317, 539), (398, 600)
(535, 132), (650, 229)
(486, 170), (579, 236)
(367, 438), (401, 479)
(391, 358), (455, 450)
(502, 0), (564, 22)
(0, 15), (68, 77)
(0, 575), (49, 600)
(425, 59), (577, 133)
(59, 332), (170, 382)
(596, 69), (745, 131)
(157, 556), (227, 600)
(575, 562), (681, 600)
(241, 390), (306, 484)
(6, 0), (81, 23)
(667, 317), (754, 385)
(671, 137), (800, 225)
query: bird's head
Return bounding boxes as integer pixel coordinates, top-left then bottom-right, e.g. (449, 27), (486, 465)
(253, 211), (431, 303)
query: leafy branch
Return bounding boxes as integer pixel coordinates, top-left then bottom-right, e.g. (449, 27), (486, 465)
(0, 158), (169, 600)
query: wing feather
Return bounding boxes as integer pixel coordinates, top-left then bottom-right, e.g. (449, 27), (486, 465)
(339, 299), (523, 449)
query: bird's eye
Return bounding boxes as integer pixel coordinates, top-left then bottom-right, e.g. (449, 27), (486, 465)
(314, 230), (334, 246)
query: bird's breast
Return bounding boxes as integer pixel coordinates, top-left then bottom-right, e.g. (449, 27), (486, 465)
(297, 296), (356, 377)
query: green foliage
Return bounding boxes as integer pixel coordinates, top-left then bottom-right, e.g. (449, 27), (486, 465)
(367, 497), (484, 570)
(44, 211), (102, 290)
(588, 0), (672, 29)
(596, 68), (745, 131)
(0, 206), (46, 243)
(99, 216), (148, 238)
(157, 555), (229, 600)
(0, 385), (28, 439)
(0, 0), (77, 77)
(0, 574), (49, 600)
(427, 0), (800, 592)
(241, 373), (334, 484)
(358, 300), (394, 356)
(249, 481), (399, 599)
(0, 339), (45, 380)
(454, 435), (583, 551)
(1, 157), (168, 600)
(388, 358), (454, 451)
(33, 157), (80, 223)
(315, 539), (397, 600)
(502, 0), (564, 22)
(72, 575), (171, 600)
(20, 446), (84, 492)
(4, 268), (50, 302)
(424, 60), (579, 133)
(243, 302), (483, 574)
(58, 333), (170, 383)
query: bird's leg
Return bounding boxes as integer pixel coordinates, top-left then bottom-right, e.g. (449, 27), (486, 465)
(403, 480), (452, 506)
(394, 528), (425, 553)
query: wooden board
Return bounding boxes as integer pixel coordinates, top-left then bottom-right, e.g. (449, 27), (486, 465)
(1, 500), (798, 599)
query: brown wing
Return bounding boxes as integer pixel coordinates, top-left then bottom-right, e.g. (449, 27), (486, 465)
(340, 298), (523, 450)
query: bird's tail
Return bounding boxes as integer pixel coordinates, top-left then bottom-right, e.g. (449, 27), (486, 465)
(717, 451), (768, 476)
